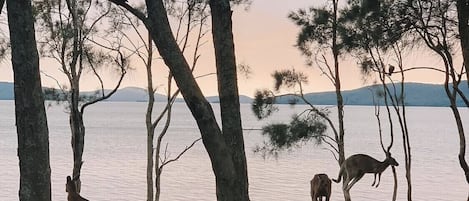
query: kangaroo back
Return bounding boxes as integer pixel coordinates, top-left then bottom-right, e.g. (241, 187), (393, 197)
(332, 163), (345, 183)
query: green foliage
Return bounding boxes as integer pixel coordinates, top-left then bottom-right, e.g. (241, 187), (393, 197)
(254, 113), (327, 157)
(339, 0), (413, 53)
(272, 70), (308, 91)
(252, 89), (277, 120)
(43, 88), (100, 104)
(252, 69), (308, 120)
(359, 57), (375, 76)
(288, 6), (333, 57)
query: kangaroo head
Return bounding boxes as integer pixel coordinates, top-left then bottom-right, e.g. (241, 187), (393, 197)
(385, 153), (399, 166)
(66, 176), (79, 193)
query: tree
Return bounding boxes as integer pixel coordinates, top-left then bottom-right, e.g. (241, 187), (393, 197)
(35, 0), (127, 192)
(409, 0), (469, 184)
(288, 0), (346, 166)
(109, 0), (250, 200)
(6, 0), (51, 200)
(339, 1), (414, 199)
(110, 3), (207, 200)
(252, 0), (348, 199)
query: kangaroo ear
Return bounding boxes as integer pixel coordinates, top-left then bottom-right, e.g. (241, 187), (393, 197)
(72, 174), (80, 181)
(67, 176), (72, 182)
(385, 152), (391, 158)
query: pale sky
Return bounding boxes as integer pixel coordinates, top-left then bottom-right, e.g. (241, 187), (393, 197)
(0, 0), (460, 97)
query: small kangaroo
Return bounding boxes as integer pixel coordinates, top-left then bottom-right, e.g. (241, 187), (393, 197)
(66, 176), (89, 201)
(310, 173), (331, 201)
(332, 153), (399, 191)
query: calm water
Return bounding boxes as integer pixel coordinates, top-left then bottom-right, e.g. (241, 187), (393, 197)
(0, 100), (468, 200)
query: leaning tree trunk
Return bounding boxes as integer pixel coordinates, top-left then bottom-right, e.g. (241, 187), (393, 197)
(144, 0), (250, 200)
(444, 83), (469, 184)
(7, 0), (52, 200)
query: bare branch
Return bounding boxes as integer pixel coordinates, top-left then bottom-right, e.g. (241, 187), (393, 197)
(161, 138), (202, 167)
(108, 0), (148, 25)
(80, 51), (127, 113)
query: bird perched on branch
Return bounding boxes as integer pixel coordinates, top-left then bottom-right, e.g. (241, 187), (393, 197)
(388, 64), (395, 76)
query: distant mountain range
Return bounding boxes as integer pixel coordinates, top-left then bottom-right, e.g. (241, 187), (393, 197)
(275, 81), (469, 107)
(1, 81), (468, 106)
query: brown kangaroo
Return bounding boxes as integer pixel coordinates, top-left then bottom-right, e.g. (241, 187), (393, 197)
(332, 153), (399, 191)
(310, 173), (331, 201)
(66, 176), (89, 201)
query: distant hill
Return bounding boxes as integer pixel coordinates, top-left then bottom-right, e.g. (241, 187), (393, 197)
(0, 82), (253, 103)
(1, 81), (468, 106)
(275, 81), (469, 107)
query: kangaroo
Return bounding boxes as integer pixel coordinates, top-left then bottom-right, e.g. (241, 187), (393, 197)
(332, 153), (398, 191)
(66, 176), (89, 201)
(310, 173), (331, 201)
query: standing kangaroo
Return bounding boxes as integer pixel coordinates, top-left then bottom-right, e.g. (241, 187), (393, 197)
(332, 153), (399, 191)
(310, 173), (331, 201)
(66, 176), (89, 201)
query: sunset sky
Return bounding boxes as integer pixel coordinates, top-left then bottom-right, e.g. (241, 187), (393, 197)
(0, 0), (460, 97)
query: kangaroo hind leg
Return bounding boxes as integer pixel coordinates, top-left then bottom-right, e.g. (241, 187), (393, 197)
(346, 172), (365, 191)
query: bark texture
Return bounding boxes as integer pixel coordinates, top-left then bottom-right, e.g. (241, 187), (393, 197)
(7, 0), (52, 200)
(209, 0), (249, 200)
(144, 0), (250, 200)
(456, 0), (469, 86)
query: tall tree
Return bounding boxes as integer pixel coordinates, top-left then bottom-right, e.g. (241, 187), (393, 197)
(456, 0), (469, 86)
(251, 0), (348, 199)
(35, 0), (127, 192)
(111, 3), (206, 200)
(410, 0), (469, 184)
(109, 0), (250, 200)
(7, 0), (51, 200)
(288, 0), (346, 166)
(339, 1), (414, 199)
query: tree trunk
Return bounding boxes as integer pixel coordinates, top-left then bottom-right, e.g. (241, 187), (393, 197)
(145, 33), (155, 201)
(209, 0), (249, 200)
(446, 88), (469, 183)
(70, 85), (85, 193)
(7, 0), (52, 200)
(456, 0), (469, 87)
(331, 0), (347, 199)
(144, 0), (249, 200)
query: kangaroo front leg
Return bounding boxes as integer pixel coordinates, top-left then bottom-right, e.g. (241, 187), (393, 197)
(375, 172), (382, 188)
(372, 173), (377, 186)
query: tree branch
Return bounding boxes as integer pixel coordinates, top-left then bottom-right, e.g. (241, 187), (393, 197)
(161, 138), (202, 168)
(108, 0), (148, 25)
(80, 51), (127, 113)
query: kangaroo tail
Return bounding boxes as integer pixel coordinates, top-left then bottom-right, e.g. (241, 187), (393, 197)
(332, 165), (344, 183)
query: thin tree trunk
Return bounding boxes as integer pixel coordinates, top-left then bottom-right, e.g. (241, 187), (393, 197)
(445, 85), (469, 183)
(331, 0), (347, 200)
(70, 84), (85, 193)
(145, 32), (155, 201)
(7, 0), (51, 200)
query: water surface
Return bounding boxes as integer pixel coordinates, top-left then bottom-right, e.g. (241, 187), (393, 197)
(0, 101), (467, 200)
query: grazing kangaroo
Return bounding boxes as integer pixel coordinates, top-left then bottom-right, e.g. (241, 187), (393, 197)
(310, 173), (331, 201)
(332, 153), (399, 191)
(66, 176), (89, 201)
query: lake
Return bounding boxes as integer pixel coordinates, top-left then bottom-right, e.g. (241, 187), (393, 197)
(0, 100), (467, 200)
